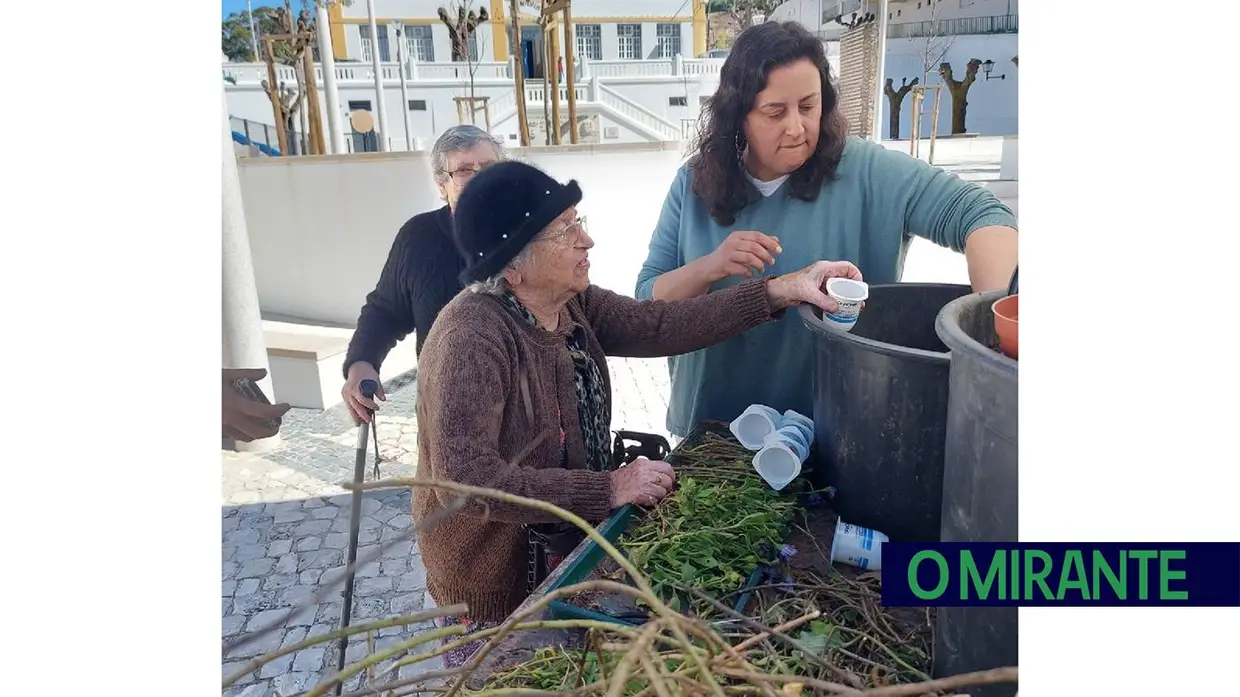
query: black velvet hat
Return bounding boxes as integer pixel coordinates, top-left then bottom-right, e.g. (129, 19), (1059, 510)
(453, 161), (583, 285)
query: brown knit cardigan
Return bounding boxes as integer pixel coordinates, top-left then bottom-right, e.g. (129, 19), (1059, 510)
(413, 279), (780, 622)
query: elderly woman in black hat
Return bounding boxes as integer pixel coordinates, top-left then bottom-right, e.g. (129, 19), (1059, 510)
(412, 160), (861, 667)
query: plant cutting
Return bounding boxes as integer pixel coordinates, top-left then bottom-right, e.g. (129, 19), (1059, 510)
(223, 470), (1017, 697)
(555, 431), (804, 619)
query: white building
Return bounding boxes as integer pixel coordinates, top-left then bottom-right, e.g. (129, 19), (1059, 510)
(330, 0), (709, 69)
(223, 0), (1015, 155)
(225, 0), (716, 153)
(769, 0), (1018, 138)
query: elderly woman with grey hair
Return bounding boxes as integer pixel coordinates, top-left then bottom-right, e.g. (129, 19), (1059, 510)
(340, 124), (506, 423)
(413, 160), (862, 668)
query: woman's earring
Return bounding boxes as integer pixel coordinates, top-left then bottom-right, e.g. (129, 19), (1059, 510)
(734, 132), (745, 161)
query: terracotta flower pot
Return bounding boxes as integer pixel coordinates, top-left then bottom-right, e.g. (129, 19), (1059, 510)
(991, 294), (1018, 360)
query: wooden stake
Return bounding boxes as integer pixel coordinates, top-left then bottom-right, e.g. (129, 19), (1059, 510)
(563, 0), (578, 144)
(263, 41), (290, 156)
(508, 0), (530, 146)
(549, 18), (561, 145)
(301, 45), (326, 155)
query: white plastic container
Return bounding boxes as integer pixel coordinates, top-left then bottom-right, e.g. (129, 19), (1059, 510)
(822, 278), (870, 333)
(752, 424), (811, 490)
(829, 519), (889, 571)
(780, 409), (814, 441)
(729, 404), (782, 451)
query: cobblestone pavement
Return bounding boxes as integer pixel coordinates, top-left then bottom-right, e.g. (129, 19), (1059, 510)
(221, 356), (672, 696)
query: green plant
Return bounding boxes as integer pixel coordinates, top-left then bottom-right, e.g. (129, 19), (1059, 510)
(621, 473), (797, 612)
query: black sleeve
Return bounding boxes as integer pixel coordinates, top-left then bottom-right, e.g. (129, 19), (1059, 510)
(342, 219), (420, 378)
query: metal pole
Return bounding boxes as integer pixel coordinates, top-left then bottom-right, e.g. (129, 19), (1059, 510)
(247, 0), (261, 61)
(871, 0), (889, 142)
(509, 0), (531, 146)
(393, 22), (414, 150)
(365, 0), (390, 151)
(316, 0), (347, 155)
(335, 379), (378, 695)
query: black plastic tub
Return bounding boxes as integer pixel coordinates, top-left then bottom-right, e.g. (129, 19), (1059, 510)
(797, 283), (972, 543)
(932, 289), (1018, 697)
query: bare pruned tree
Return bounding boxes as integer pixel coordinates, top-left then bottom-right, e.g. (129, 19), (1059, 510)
(938, 58), (982, 135)
(920, 0), (956, 85)
(884, 76), (919, 140)
(439, 0), (491, 117)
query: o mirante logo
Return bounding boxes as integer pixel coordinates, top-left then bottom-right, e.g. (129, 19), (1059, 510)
(880, 543), (1240, 607)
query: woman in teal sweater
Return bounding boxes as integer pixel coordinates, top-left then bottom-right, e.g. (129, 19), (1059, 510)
(635, 21), (1018, 439)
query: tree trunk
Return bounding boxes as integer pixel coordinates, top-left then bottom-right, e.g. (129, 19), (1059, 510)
(883, 78), (917, 140)
(937, 60), (981, 136)
(949, 86), (968, 134)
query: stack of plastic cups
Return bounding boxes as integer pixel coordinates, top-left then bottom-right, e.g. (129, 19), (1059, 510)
(729, 404), (783, 451)
(751, 410), (814, 491)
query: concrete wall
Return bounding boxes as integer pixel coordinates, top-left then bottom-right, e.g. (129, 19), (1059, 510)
(236, 142), (689, 326)
(227, 79), (520, 153)
(235, 137), (1014, 328)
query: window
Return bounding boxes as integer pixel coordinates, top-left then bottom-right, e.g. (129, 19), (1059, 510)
(655, 24), (680, 58)
(407, 25), (434, 62)
(408, 100), (427, 111)
(617, 24), (642, 60)
(669, 96), (687, 107)
(359, 25), (391, 62)
(576, 24), (602, 61)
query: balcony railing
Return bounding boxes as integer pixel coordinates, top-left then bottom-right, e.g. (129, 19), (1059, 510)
(888, 14), (1019, 39)
(222, 57), (728, 87)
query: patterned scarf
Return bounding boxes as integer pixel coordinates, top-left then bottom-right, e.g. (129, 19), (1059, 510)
(498, 291), (613, 473)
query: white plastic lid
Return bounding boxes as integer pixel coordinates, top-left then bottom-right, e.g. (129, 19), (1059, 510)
(752, 443), (800, 490)
(827, 277), (869, 302)
(730, 412), (776, 450)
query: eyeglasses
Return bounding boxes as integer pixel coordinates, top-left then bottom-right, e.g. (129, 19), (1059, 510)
(447, 162), (493, 184)
(540, 216), (588, 245)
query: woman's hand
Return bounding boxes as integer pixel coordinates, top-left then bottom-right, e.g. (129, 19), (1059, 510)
(765, 260), (864, 312)
(343, 361), (386, 424)
(609, 458), (677, 507)
(222, 368), (291, 442)
(702, 230), (783, 282)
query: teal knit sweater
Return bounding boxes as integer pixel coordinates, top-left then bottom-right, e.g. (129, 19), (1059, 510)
(635, 137), (1018, 436)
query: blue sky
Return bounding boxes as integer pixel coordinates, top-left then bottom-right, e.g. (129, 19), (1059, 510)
(221, 1), (290, 18)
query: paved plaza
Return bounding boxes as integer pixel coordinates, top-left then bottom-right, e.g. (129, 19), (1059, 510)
(221, 356), (672, 696)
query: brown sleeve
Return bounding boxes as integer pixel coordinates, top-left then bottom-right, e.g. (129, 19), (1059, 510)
(578, 278), (776, 358)
(418, 325), (614, 523)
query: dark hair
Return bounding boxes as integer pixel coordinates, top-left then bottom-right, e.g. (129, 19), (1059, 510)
(690, 21), (847, 226)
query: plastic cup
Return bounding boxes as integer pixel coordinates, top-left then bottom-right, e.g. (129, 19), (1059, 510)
(823, 278), (870, 333)
(828, 519), (889, 571)
(729, 404), (781, 451)
(781, 410), (814, 441)
(753, 425), (810, 491)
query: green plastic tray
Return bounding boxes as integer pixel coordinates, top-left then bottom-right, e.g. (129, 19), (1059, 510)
(542, 422), (783, 627)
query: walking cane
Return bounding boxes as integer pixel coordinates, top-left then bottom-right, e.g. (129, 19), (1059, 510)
(335, 378), (379, 695)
